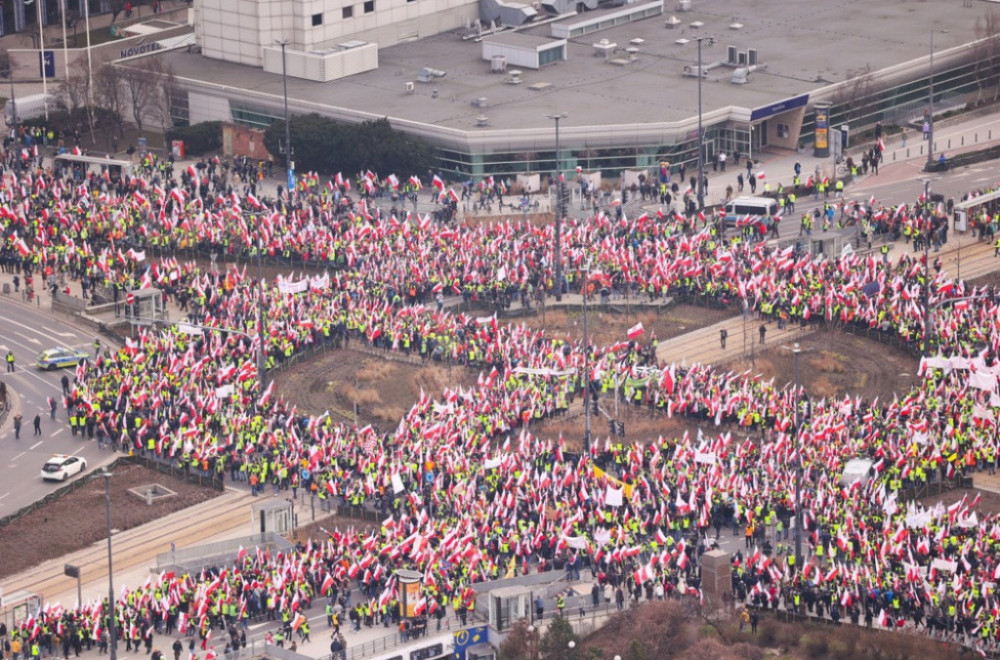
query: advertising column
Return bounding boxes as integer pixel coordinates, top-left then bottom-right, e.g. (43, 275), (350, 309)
(813, 102), (831, 158)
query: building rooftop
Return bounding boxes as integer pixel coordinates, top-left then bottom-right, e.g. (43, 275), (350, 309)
(167, 0), (978, 136)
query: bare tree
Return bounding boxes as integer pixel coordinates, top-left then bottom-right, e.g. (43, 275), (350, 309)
(59, 58), (90, 113)
(94, 63), (127, 136)
(829, 64), (879, 125)
(973, 10), (1000, 105)
(121, 59), (164, 134)
(152, 62), (181, 134)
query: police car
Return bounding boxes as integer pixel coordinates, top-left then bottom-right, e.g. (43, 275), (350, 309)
(35, 347), (89, 370)
(40, 454), (87, 481)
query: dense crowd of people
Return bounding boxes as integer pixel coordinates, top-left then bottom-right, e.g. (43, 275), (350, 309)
(4, 154), (1000, 658)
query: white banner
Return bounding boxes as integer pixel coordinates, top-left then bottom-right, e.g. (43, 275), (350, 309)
(931, 558), (958, 573)
(278, 279), (309, 294)
(969, 371), (997, 392)
(605, 486), (624, 507)
(594, 528), (612, 548)
(310, 273), (330, 290)
(483, 456), (502, 470)
(214, 384), (234, 399)
(561, 536), (589, 550)
(512, 367), (577, 376)
(957, 512), (979, 528)
(391, 473), (405, 494)
(694, 451), (717, 465)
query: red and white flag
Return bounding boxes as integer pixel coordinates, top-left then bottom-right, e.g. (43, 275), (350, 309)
(627, 322), (644, 340)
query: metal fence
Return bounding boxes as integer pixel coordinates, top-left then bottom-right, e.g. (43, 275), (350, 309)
(155, 532), (294, 572)
(125, 453), (226, 491)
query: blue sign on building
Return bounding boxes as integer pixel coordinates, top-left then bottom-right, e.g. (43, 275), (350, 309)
(750, 94), (809, 122)
(39, 50), (55, 79)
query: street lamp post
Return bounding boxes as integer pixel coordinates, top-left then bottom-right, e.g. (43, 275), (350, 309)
(256, 228), (267, 399)
(102, 470), (117, 660)
(31, 0), (49, 121)
(926, 30), (947, 167)
(922, 179), (931, 358)
(276, 39), (294, 203)
(694, 37), (715, 210)
(568, 640), (576, 660)
(792, 343), (803, 569)
(582, 261), (591, 454)
(546, 113), (567, 301)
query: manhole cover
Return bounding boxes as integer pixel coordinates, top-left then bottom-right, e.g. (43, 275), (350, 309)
(128, 483), (177, 504)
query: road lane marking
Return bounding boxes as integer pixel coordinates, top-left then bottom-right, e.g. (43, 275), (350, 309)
(30, 441), (43, 450)
(2, 317), (88, 347)
(42, 326), (78, 339)
(0, 493), (9, 500)
(12, 452), (26, 461)
(14, 332), (42, 346)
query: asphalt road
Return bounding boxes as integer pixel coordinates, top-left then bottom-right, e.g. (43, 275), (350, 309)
(0, 298), (114, 517)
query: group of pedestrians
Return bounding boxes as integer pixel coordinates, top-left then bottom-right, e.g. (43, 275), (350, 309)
(3, 155), (1000, 657)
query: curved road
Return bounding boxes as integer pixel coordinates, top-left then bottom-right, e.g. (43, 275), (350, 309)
(0, 297), (112, 516)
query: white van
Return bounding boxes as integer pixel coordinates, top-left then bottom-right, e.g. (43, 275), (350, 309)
(723, 196), (779, 228)
(4, 93), (56, 122)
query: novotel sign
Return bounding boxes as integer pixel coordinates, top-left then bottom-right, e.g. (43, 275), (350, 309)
(120, 42), (161, 59)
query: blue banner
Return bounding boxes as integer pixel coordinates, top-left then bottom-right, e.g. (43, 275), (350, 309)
(453, 626), (487, 660)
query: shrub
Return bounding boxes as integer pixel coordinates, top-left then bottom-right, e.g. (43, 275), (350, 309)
(21, 107), (117, 134)
(166, 121), (222, 156)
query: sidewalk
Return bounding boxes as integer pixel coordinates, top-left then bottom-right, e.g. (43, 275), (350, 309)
(697, 113), (1000, 210)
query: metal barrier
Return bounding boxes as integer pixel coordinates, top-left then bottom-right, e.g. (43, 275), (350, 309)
(155, 532), (294, 571)
(124, 453), (226, 491)
(0, 386), (10, 431)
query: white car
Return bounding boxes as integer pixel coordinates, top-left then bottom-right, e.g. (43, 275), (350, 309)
(40, 454), (87, 482)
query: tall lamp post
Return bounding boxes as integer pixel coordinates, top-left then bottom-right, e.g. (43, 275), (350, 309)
(694, 36), (714, 210)
(546, 113), (567, 301)
(256, 225), (268, 398)
(582, 260), (592, 454)
(28, 0), (49, 120)
(791, 343), (804, 569)
(922, 178), (931, 358)
(276, 40), (294, 203)
(926, 30), (947, 167)
(102, 470), (117, 660)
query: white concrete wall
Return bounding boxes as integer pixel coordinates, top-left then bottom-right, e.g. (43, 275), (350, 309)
(261, 43), (379, 82)
(197, 0), (478, 71)
(188, 89), (233, 125)
(482, 42), (538, 70)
